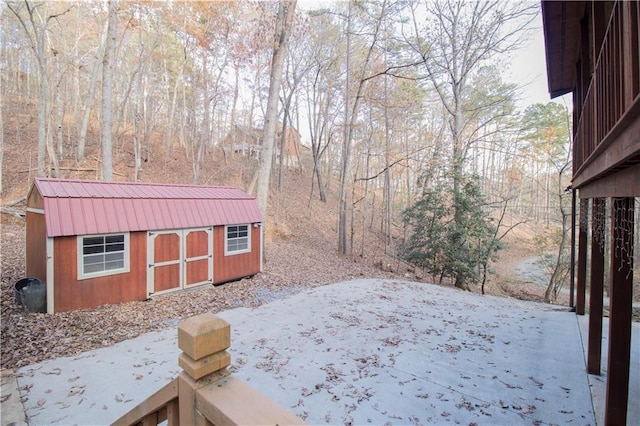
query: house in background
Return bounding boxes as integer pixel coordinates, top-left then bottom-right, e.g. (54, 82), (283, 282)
(221, 123), (303, 168)
(221, 125), (263, 158)
(26, 178), (262, 313)
(542, 1), (639, 424)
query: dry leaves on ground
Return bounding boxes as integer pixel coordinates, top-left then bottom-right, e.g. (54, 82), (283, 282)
(1, 219), (401, 370)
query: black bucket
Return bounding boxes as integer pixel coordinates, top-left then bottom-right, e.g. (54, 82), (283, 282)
(14, 278), (46, 313)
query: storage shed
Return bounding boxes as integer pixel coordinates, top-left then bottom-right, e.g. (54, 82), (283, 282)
(25, 178), (263, 313)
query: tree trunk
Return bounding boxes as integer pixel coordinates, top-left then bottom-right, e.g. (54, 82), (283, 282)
(54, 61), (64, 160)
(101, 0), (118, 181)
(338, 0), (386, 258)
(383, 72), (392, 250)
(0, 64), (3, 192)
(164, 49), (186, 156)
(361, 144), (371, 258)
(256, 0), (297, 219)
(228, 65), (240, 161)
(337, 0), (352, 258)
(0, 2), (5, 190)
(308, 79), (328, 204)
(35, 11), (48, 176)
(46, 113), (60, 177)
(78, 20), (108, 163)
(452, 85), (470, 291)
(277, 93), (295, 190)
(545, 164), (571, 302)
(133, 110), (141, 182)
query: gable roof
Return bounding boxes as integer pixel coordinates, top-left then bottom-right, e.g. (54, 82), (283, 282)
(31, 178), (262, 238)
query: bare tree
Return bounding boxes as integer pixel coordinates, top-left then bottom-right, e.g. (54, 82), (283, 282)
(256, 0), (297, 218)
(0, 1), (4, 193)
(101, 0), (118, 181)
(76, 19), (108, 162)
(7, 1), (72, 177)
(303, 11), (344, 205)
(408, 0), (536, 289)
(338, 0), (388, 258)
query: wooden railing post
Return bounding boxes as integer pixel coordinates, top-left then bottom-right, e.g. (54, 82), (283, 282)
(177, 312), (232, 426)
(113, 312), (305, 426)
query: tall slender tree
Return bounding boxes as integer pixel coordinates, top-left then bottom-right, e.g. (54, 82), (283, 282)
(101, 0), (118, 180)
(338, 0), (388, 258)
(256, 0), (297, 218)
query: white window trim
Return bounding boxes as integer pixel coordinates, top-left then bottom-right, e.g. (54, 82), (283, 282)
(77, 232), (130, 280)
(224, 224), (251, 256)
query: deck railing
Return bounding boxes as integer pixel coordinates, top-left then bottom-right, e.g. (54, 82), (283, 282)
(573, 1), (640, 174)
(112, 313), (306, 426)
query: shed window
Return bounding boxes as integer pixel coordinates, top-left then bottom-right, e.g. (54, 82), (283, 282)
(78, 233), (130, 279)
(225, 224), (250, 255)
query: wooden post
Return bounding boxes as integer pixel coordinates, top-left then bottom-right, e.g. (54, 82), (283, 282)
(604, 197), (634, 425)
(576, 198), (589, 315)
(177, 313), (231, 426)
(587, 198), (605, 375)
(115, 313), (305, 425)
(176, 313), (306, 426)
(622, 1), (638, 109)
(569, 189), (577, 308)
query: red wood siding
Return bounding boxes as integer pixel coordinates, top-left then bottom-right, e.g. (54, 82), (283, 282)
(53, 232), (147, 312)
(186, 230), (208, 257)
(153, 264), (181, 293)
(185, 230), (210, 286)
(154, 233), (180, 263)
(213, 225), (260, 284)
(186, 259), (209, 285)
(25, 211), (47, 283)
(150, 231), (182, 293)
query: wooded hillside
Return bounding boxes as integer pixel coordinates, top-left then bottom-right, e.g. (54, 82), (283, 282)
(1, 0), (574, 293)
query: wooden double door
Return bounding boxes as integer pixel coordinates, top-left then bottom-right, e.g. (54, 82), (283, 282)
(147, 227), (213, 296)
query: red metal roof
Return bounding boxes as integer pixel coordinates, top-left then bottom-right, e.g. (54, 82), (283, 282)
(32, 178), (262, 237)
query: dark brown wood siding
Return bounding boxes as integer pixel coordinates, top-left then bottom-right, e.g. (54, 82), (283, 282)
(27, 186), (44, 210)
(213, 224), (260, 284)
(25, 211), (47, 283)
(53, 231), (147, 312)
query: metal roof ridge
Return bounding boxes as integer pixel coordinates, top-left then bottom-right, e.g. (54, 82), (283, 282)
(34, 178), (252, 199)
(34, 177), (239, 190)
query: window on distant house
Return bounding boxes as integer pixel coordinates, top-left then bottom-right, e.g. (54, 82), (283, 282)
(78, 233), (130, 279)
(225, 224), (250, 255)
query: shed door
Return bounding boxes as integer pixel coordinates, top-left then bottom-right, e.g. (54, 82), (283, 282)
(147, 228), (213, 296)
(184, 228), (213, 288)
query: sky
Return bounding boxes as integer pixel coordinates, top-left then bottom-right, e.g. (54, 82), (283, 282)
(297, 0), (573, 112)
(502, 8), (573, 111)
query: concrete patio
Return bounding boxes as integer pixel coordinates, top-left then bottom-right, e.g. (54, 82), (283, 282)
(4, 279), (639, 425)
